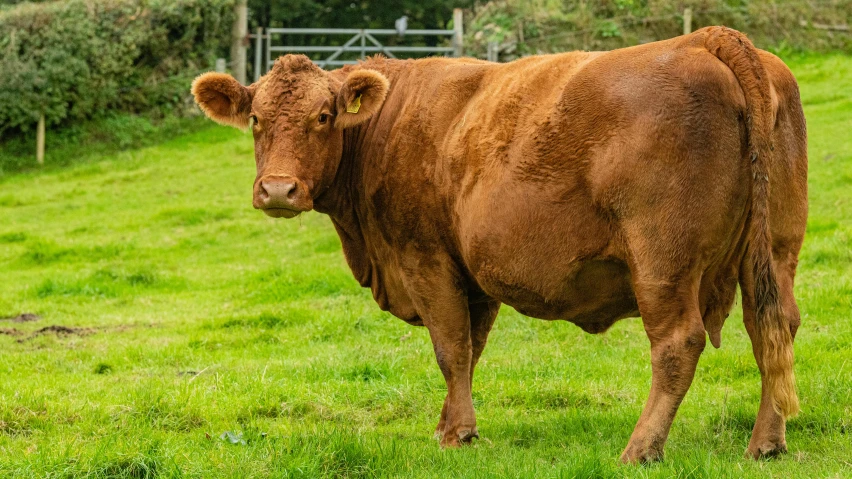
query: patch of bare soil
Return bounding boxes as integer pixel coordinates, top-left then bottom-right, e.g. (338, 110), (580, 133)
(0, 314), (109, 343)
(33, 325), (94, 336)
(15, 325), (96, 342)
(0, 313), (40, 323)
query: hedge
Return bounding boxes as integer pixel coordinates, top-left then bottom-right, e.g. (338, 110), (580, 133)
(0, 0), (235, 135)
(466, 0), (852, 61)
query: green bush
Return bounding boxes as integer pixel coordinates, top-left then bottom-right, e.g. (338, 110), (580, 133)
(0, 0), (235, 135)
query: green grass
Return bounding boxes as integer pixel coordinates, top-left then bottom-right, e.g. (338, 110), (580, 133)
(0, 113), (211, 177)
(0, 54), (850, 478)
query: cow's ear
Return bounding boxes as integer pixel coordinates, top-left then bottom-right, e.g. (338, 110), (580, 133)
(192, 72), (253, 129)
(334, 69), (389, 129)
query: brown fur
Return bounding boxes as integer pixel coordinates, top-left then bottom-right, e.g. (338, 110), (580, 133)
(192, 26), (807, 462)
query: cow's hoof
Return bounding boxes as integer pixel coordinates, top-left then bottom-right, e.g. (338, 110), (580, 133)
(439, 427), (478, 448)
(458, 428), (479, 443)
(434, 421), (446, 440)
(746, 441), (787, 460)
(620, 446), (663, 464)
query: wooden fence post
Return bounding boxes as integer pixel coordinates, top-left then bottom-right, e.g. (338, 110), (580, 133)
(231, 0), (248, 84)
(683, 8), (693, 35)
(453, 8), (464, 57)
(36, 114), (45, 165)
(487, 42), (498, 62)
(254, 27), (263, 82)
(265, 30), (271, 78)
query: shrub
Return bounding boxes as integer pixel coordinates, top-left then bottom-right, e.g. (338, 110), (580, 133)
(466, 0), (852, 60)
(0, 0), (235, 135)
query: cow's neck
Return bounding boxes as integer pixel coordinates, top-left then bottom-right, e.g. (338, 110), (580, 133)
(314, 126), (366, 237)
(315, 59), (407, 234)
(311, 116), (377, 289)
(312, 60), (413, 302)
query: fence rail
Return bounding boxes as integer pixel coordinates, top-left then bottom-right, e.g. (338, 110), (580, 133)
(269, 46), (455, 53)
(266, 28), (455, 35)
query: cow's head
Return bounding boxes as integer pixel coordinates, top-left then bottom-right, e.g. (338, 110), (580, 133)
(191, 55), (389, 218)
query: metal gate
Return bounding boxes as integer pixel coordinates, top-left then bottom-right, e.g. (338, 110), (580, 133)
(251, 17), (463, 80)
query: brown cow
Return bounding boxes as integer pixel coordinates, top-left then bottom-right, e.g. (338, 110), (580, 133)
(192, 26), (807, 462)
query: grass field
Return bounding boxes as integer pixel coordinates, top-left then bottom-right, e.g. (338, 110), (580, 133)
(1, 54), (850, 478)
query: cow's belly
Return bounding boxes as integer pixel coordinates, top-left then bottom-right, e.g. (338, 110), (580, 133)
(477, 255), (638, 333)
(459, 187), (639, 333)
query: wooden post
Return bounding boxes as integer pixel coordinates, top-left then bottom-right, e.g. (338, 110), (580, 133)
(254, 27), (263, 82)
(487, 41), (498, 62)
(36, 114), (45, 165)
(215, 58), (227, 73)
(231, 0), (248, 84)
(683, 8), (693, 35)
(265, 29), (271, 77)
(453, 8), (464, 57)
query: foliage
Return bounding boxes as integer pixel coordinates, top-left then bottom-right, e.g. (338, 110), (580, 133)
(0, 0), (236, 134)
(0, 54), (850, 477)
(465, 0), (852, 60)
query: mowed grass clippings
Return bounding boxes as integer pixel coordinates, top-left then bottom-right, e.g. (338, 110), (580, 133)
(1, 55), (850, 478)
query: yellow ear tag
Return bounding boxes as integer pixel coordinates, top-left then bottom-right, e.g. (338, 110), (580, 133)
(346, 94), (362, 114)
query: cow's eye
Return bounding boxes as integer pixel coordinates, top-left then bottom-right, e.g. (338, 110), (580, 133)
(318, 113), (329, 125)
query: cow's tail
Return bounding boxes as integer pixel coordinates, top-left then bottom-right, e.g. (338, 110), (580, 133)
(704, 27), (799, 418)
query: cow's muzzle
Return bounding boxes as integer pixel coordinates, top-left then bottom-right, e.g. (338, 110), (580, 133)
(253, 175), (313, 218)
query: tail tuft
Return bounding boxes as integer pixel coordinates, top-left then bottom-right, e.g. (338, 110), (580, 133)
(756, 300), (800, 418)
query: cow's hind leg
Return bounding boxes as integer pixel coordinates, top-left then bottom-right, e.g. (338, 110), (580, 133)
(621, 279), (706, 463)
(435, 300), (500, 438)
(741, 259), (800, 458)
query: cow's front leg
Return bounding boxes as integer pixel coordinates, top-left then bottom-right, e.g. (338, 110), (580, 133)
(621, 281), (706, 463)
(414, 283), (479, 447)
(435, 300), (500, 439)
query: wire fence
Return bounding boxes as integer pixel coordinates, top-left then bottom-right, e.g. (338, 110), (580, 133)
(530, 3), (849, 45)
(472, 0), (851, 60)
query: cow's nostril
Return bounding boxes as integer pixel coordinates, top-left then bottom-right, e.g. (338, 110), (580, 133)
(286, 183), (298, 199)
